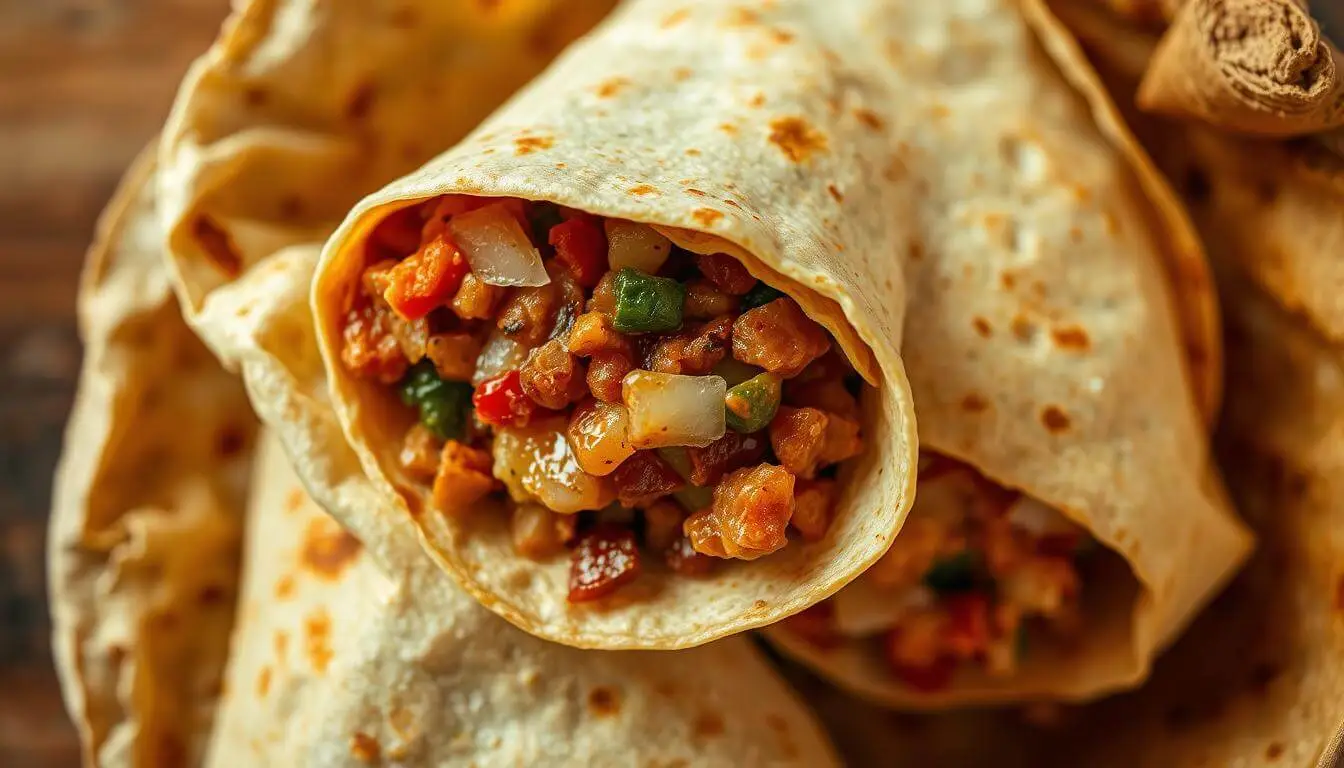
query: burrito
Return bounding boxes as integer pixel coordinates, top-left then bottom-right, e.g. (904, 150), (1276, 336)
(49, 146), (257, 767)
(311, 0), (919, 649)
(207, 426), (840, 766)
(761, 0), (1251, 705)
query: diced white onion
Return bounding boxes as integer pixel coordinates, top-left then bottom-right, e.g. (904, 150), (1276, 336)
(621, 370), (726, 449)
(831, 581), (935, 637)
(449, 202), (550, 287)
(605, 219), (672, 274)
(1006, 497), (1079, 537)
(492, 419), (612, 514)
(472, 330), (528, 385)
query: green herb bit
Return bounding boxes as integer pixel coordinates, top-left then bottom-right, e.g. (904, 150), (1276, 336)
(724, 373), (782, 433)
(397, 360), (473, 440)
(921, 550), (980, 594)
(740, 281), (785, 310)
(611, 268), (686, 333)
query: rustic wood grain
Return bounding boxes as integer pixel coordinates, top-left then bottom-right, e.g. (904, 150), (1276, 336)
(0, 2), (228, 766)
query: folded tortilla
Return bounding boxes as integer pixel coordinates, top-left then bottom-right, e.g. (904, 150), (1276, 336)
(159, 0), (617, 318)
(49, 146), (257, 767)
(760, 0), (1250, 706)
(207, 426), (839, 766)
(310, 0), (920, 649)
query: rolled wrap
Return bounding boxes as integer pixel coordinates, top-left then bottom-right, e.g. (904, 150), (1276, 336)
(312, 0), (919, 649)
(1138, 0), (1344, 137)
(762, 0), (1251, 706)
(207, 428), (839, 766)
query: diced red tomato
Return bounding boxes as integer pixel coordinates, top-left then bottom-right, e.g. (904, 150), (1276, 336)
(943, 593), (992, 659)
(611, 451), (684, 507)
(548, 217), (608, 288)
(781, 602), (840, 649)
(473, 370), (537, 427)
(568, 525), (642, 602)
(383, 236), (470, 321)
(890, 654), (957, 693)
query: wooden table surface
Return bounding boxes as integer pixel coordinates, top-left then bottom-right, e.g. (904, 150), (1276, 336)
(0, 2), (228, 765)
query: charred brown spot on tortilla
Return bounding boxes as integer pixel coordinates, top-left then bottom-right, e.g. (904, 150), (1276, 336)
(768, 116), (827, 163)
(961, 393), (989, 413)
(345, 81), (377, 122)
(301, 516), (363, 580)
(748, 93), (767, 108)
(673, 67), (693, 81)
(243, 86), (269, 107)
(256, 665), (272, 697)
(514, 135), (555, 155)
(685, 188), (708, 197)
(971, 316), (992, 338)
(595, 77), (630, 98)
(722, 7), (761, 26)
(274, 630), (289, 660)
(284, 489), (306, 514)
(1051, 325), (1090, 351)
(661, 8), (690, 28)
(853, 108), (885, 130)
(1265, 742), (1285, 761)
(884, 155), (908, 181)
(587, 686), (620, 716)
(692, 208), (724, 227)
(192, 215), (243, 277)
(826, 184), (844, 203)
(197, 584), (227, 605)
(1248, 660), (1282, 694)
(1010, 314), (1038, 343)
(304, 609), (334, 674)
(1068, 225), (1083, 243)
(770, 28), (796, 44)
(351, 732), (381, 763)
(628, 184), (658, 196)
(1041, 405), (1071, 434)
(719, 122), (739, 135)
(693, 712), (725, 739)
(928, 103), (951, 120)
(274, 575), (296, 600)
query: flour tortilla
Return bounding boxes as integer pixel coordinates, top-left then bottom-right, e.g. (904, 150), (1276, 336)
(757, 0), (1248, 706)
(198, 260), (841, 767)
(311, 0), (920, 650)
(158, 0), (616, 322)
(48, 146), (257, 767)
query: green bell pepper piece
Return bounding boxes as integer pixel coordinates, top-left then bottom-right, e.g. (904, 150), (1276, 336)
(921, 550), (980, 594)
(724, 372), (782, 433)
(611, 268), (685, 333)
(397, 360), (473, 441)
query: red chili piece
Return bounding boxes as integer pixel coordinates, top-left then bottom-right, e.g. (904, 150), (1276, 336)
(473, 370), (536, 427)
(548, 217), (608, 288)
(568, 525), (642, 602)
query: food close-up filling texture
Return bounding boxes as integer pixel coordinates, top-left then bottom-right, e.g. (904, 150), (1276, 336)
(787, 455), (1095, 691)
(339, 195), (866, 602)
